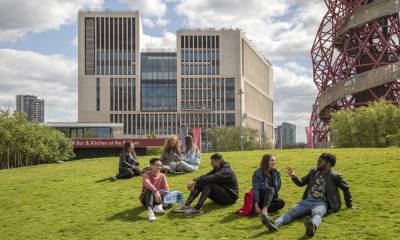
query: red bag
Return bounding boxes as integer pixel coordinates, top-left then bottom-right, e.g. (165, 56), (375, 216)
(236, 189), (254, 216)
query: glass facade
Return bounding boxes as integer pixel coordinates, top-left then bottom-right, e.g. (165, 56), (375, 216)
(57, 127), (112, 138)
(141, 52), (177, 111)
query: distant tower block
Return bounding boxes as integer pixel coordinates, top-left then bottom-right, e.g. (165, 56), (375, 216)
(310, 0), (400, 146)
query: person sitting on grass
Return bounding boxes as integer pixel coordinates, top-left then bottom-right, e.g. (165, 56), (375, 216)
(171, 135), (200, 173)
(252, 154), (285, 217)
(173, 153), (239, 215)
(160, 135), (181, 173)
(262, 153), (353, 237)
(112, 141), (141, 180)
(140, 158), (169, 222)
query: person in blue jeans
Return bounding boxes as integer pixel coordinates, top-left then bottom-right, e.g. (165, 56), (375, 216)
(262, 153), (353, 237)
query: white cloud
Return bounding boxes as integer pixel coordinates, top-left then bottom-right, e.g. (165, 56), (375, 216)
(142, 31), (176, 49)
(273, 63), (318, 142)
(0, 0), (103, 42)
(120, 0), (169, 28)
(0, 49), (77, 122)
(175, 0), (325, 60)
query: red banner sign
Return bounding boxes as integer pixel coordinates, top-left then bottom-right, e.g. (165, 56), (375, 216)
(71, 138), (166, 148)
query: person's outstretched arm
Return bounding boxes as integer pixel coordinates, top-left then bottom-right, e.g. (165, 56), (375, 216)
(286, 166), (312, 187)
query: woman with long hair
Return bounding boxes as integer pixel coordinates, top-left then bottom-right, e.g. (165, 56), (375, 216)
(173, 135), (200, 173)
(252, 154), (285, 217)
(112, 141), (141, 180)
(160, 135), (181, 172)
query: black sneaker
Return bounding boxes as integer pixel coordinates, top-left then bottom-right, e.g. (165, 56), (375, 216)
(304, 216), (317, 237)
(261, 214), (279, 232)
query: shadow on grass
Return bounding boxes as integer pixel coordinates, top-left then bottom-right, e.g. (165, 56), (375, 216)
(106, 206), (146, 222)
(166, 201), (234, 220)
(95, 177), (113, 183)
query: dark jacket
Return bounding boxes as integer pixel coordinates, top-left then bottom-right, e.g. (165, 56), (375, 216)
(252, 168), (281, 203)
(194, 161), (239, 199)
(292, 168), (352, 212)
(119, 151), (139, 169)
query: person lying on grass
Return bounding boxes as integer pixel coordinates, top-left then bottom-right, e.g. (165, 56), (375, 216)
(140, 158), (169, 222)
(170, 135), (200, 174)
(111, 141), (141, 180)
(173, 153), (239, 215)
(252, 154), (285, 217)
(262, 153), (353, 237)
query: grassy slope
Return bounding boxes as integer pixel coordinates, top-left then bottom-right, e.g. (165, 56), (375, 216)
(0, 148), (400, 240)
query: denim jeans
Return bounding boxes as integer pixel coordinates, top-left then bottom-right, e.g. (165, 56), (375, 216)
(275, 199), (328, 228)
(172, 161), (198, 173)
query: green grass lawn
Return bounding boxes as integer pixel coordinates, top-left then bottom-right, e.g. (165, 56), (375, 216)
(1, 148), (400, 240)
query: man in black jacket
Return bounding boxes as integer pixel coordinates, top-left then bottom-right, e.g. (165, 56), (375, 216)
(173, 153), (239, 215)
(262, 153), (353, 237)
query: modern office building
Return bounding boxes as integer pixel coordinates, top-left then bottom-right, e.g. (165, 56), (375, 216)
(78, 10), (274, 143)
(275, 122), (296, 148)
(16, 95), (45, 123)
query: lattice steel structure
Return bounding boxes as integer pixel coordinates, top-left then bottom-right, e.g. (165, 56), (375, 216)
(310, 0), (400, 146)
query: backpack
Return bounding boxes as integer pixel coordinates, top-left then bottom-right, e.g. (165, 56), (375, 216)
(236, 189), (254, 216)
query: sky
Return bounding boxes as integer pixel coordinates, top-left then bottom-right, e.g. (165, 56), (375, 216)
(0, 0), (327, 142)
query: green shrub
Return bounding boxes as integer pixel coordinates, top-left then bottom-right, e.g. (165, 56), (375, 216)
(0, 110), (75, 169)
(330, 101), (400, 147)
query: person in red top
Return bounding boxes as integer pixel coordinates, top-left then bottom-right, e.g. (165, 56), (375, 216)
(140, 158), (169, 221)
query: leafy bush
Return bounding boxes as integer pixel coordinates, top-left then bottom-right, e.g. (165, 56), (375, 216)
(0, 111), (75, 169)
(330, 101), (400, 147)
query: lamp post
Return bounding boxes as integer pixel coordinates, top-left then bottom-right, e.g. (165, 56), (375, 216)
(238, 89), (244, 151)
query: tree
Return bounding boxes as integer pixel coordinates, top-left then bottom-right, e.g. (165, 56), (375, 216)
(330, 101), (400, 147)
(0, 110), (75, 169)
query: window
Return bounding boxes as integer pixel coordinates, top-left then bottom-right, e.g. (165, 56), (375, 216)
(96, 78), (100, 111)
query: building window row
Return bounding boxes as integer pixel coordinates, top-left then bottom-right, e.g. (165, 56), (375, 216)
(85, 17), (136, 76)
(180, 77), (235, 111)
(180, 35), (219, 49)
(110, 112), (235, 135)
(109, 78), (135, 111)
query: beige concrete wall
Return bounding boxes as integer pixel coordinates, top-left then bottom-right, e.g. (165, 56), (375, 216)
(78, 11), (141, 123)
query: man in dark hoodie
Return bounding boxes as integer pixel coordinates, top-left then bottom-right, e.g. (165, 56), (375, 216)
(262, 153), (353, 237)
(173, 153), (239, 215)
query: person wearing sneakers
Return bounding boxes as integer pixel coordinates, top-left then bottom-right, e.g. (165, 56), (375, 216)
(173, 153), (239, 215)
(139, 158), (169, 222)
(252, 154), (285, 217)
(262, 153), (353, 237)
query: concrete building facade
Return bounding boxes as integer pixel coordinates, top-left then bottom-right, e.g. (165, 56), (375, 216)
(16, 95), (45, 123)
(78, 11), (273, 143)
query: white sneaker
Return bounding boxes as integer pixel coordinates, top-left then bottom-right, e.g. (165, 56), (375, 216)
(147, 208), (156, 221)
(153, 204), (166, 214)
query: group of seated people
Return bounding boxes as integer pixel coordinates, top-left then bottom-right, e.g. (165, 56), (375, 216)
(111, 135), (353, 237)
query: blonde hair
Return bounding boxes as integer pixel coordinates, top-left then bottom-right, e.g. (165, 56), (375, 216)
(164, 135), (180, 153)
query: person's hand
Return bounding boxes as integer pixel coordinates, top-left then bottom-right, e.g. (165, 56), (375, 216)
(254, 205), (262, 215)
(187, 181), (196, 192)
(154, 191), (162, 203)
(285, 166), (296, 178)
